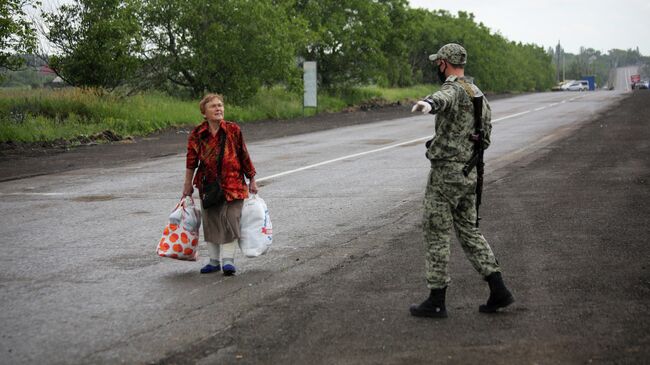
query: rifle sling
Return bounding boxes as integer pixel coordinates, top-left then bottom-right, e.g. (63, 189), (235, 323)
(463, 96), (484, 175)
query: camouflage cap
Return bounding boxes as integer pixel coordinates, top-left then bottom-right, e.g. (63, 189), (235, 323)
(429, 43), (467, 65)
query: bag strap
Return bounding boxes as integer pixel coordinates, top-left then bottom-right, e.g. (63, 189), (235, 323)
(215, 129), (226, 178)
(178, 196), (195, 208)
(457, 78), (476, 99)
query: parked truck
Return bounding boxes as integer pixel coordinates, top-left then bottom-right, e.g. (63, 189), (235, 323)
(631, 74), (641, 89)
(580, 76), (596, 91)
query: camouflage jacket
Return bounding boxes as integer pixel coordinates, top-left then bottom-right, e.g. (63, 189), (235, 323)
(422, 75), (492, 163)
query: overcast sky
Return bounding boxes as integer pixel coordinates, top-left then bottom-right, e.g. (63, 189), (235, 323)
(409, 0), (650, 56)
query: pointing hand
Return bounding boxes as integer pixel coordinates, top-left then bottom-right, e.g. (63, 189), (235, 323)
(411, 101), (432, 114)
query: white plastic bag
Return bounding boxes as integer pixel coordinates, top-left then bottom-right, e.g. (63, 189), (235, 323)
(239, 194), (272, 257)
(173, 196), (201, 233)
(157, 197), (202, 261)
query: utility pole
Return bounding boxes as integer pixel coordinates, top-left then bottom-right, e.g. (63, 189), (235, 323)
(555, 43), (559, 82)
(562, 51), (565, 81)
(555, 40), (562, 82)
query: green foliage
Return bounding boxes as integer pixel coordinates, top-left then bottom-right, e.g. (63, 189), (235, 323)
(296, 0), (391, 88)
(142, 0), (301, 103)
(378, 0), (416, 87)
(42, 0), (143, 90)
(403, 9), (554, 92)
(38, 1), (564, 98)
(358, 84), (435, 101)
(1, 66), (55, 89)
(0, 88), (199, 141)
(607, 48), (646, 67)
(0, 0), (39, 73)
(26, 0), (650, 102)
(0, 84), (434, 142)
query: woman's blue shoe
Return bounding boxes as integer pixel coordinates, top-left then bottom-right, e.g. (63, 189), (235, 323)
(222, 264), (236, 276)
(200, 264), (221, 274)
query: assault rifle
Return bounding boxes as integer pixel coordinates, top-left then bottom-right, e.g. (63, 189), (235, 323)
(462, 96), (484, 227)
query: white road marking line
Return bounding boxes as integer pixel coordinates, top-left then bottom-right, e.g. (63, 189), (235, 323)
(491, 110), (531, 122)
(257, 136), (428, 182)
(257, 97), (574, 182)
(1, 95), (581, 194)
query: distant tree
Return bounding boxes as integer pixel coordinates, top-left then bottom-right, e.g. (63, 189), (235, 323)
(1, 0), (39, 73)
(608, 48), (643, 67)
(377, 0), (415, 87)
(400, 9), (554, 92)
(403, 8), (444, 85)
(42, 0), (143, 90)
(141, 0), (301, 103)
(554, 41), (563, 82)
(37, 0), (562, 97)
(640, 64), (650, 78)
(294, 0), (391, 89)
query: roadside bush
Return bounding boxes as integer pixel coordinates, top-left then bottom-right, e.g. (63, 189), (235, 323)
(0, 84), (437, 143)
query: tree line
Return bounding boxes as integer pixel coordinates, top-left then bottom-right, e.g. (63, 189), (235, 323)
(549, 43), (649, 87)
(1, 0), (38, 73)
(6, 0), (642, 103)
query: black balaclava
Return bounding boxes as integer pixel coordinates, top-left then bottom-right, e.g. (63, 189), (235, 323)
(437, 61), (447, 83)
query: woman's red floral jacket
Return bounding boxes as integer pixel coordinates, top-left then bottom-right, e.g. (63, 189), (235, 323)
(186, 120), (256, 201)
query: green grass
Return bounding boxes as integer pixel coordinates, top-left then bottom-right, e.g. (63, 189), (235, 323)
(0, 88), (199, 142)
(358, 84), (435, 102)
(0, 84), (438, 143)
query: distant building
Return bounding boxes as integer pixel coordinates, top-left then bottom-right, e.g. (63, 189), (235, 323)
(45, 76), (66, 88)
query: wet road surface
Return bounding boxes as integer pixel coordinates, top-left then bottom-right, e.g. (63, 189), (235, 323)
(1, 88), (646, 364)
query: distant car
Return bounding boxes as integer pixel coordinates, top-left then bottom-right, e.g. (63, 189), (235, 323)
(552, 81), (570, 91)
(565, 80), (589, 91)
(559, 80), (575, 91)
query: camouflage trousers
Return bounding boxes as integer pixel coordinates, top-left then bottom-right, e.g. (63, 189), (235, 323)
(422, 162), (500, 289)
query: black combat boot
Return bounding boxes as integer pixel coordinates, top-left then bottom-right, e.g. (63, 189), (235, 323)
(410, 287), (448, 318)
(479, 272), (515, 313)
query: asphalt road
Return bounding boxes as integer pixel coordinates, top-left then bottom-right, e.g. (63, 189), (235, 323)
(1, 86), (647, 364)
(610, 65), (639, 92)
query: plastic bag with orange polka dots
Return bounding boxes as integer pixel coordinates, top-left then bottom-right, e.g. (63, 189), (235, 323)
(157, 197), (202, 261)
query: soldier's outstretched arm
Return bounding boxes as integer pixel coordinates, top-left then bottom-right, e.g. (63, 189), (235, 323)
(411, 83), (458, 114)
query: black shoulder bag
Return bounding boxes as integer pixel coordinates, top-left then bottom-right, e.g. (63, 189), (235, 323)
(200, 131), (227, 209)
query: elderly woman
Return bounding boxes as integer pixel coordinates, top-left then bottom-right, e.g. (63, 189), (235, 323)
(182, 93), (258, 276)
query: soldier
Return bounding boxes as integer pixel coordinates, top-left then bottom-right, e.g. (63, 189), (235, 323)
(410, 43), (514, 318)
